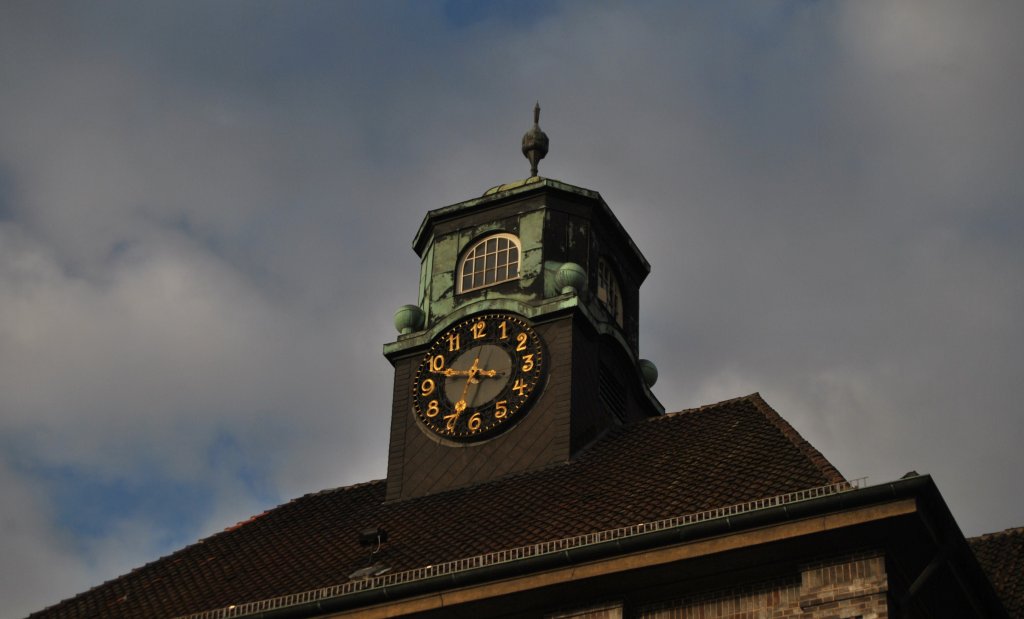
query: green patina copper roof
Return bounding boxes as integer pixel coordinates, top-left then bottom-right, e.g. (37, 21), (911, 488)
(411, 177), (649, 277)
(482, 176), (544, 196)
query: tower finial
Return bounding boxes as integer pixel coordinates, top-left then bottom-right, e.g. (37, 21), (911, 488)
(521, 102), (549, 178)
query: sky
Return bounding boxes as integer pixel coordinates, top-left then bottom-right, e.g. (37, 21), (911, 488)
(1, 1), (1022, 616)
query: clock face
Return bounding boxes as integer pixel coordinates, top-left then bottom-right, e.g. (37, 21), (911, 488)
(412, 313), (546, 442)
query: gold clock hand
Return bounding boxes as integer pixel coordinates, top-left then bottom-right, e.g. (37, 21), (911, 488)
(473, 346), (508, 379)
(448, 357), (480, 431)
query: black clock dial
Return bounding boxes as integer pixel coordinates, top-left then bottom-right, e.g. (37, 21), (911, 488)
(412, 313), (546, 442)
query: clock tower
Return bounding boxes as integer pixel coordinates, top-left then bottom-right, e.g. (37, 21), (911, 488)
(383, 106), (662, 501)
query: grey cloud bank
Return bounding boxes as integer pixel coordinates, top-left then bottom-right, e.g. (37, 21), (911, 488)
(1, 1), (1021, 616)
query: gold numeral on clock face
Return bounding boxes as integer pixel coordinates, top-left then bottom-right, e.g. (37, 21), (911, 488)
(416, 314), (545, 441)
(430, 354), (445, 372)
(521, 354), (534, 373)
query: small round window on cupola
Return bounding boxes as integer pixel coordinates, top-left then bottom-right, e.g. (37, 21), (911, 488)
(597, 257), (624, 326)
(458, 233), (521, 293)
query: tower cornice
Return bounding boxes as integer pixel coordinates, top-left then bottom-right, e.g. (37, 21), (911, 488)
(412, 178), (650, 281)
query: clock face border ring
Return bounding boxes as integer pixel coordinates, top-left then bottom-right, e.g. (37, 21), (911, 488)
(410, 312), (548, 443)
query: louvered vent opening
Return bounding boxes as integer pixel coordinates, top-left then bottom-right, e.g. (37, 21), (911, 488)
(599, 363), (626, 424)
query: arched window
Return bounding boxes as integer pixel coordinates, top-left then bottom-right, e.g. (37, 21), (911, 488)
(597, 257), (624, 326)
(458, 233), (521, 293)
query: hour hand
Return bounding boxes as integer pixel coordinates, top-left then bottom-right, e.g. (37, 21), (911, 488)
(444, 367), (492, 383)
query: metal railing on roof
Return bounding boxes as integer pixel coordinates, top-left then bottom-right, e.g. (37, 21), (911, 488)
(177, 478), (866, 619)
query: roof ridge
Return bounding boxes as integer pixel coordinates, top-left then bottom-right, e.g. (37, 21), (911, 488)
(214, 480), (384, 534)
(666, 393), (762, 417)
(306, 478), (385, 496)
(970, 526), (1024, 541)
(28, 481), (391, 617)
(747, 393), (846, 485)
(28, 527), (214, 618)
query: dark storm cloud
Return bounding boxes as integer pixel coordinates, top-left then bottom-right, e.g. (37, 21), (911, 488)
(1, 1), (1021, 615)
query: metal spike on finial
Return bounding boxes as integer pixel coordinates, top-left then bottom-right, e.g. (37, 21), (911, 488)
(521, 102), (549, 178)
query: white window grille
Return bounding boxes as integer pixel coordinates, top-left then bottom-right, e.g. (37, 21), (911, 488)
(458, 233), (521, 293)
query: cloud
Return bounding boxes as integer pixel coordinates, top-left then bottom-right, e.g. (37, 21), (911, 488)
(1, 0), (1022, 614)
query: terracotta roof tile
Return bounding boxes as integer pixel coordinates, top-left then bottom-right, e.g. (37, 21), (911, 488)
(30, 394), (844, 619)
(970, 527), (1024, 618)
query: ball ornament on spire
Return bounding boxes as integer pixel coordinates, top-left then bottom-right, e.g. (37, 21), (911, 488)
(521, 102), (549, 178)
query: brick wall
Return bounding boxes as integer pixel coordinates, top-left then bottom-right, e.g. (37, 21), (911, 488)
(800, 554), (889, 618)
(637, 553), (889, 619)
(548, 601), (624, 619)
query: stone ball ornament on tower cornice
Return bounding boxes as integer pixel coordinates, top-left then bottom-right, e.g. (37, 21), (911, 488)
(555, 262), (586, 295)
(639, 359), (659, 388)
(393, 304), (425, 335)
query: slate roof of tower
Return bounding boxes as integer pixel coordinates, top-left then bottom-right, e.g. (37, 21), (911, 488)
(970, 527), (1024, 618)
(30, 393), (845, 619)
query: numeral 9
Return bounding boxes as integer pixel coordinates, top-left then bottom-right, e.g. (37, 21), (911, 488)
(420, 378), (435, 396)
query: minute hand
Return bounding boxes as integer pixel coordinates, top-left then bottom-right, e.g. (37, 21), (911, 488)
(448, 358), (480, 431)
(443, 367), (501, 378)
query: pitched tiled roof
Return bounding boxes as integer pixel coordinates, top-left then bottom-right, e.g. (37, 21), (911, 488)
(30, 393), (844, 619)
(970, 527), (1024, 618)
